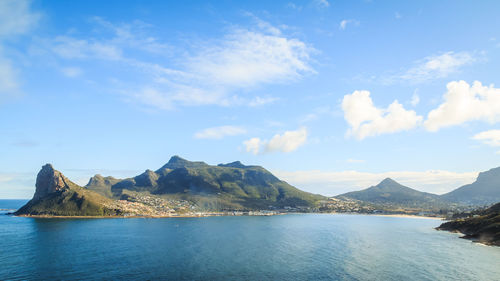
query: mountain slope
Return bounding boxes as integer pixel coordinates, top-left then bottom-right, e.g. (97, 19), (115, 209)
(86, 156), (324, 209)
(437, 202), (500, 246)
(337, 178), (444, 207)
(15, 164), (119, 216)
(441, 167), (500, 205)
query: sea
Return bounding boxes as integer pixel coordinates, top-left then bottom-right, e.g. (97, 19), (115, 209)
(1, 199), (499, 280)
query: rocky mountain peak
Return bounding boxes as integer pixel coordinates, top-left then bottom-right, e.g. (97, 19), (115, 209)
(159, 155), (208, 170)
(134, 169), (159, 187)
(378, 178), (398, 186)
(476, 166), (500, 183)
(33, 164), (71, 200)
(218, 161), (246, 168)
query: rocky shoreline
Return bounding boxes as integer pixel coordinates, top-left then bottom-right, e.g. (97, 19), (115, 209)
(436, 202), (500, 247)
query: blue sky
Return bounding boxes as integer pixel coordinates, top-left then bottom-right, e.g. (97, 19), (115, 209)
(1, 0), (500, 198)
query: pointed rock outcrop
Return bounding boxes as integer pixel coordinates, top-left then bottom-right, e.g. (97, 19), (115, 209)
(33, 164), (73, 201)
(158, 155), (208, 170)
(15, 164), (119, 216)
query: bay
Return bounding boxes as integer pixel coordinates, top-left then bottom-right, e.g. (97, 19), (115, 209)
(1, 200), (499, 280)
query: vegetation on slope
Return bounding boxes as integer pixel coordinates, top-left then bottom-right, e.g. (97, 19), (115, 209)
(437, 202), (500, 246)
(87, 156), (324, 210)
(15, 186), (118, 216)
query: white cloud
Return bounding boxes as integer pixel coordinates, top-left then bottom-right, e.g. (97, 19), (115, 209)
(342, 90), (423, 140)
(248, 96), (278, 107)
(0, 172), (35, 199)
(45, 18), (314, 110)
(425, 80), (500, 131)
(187, 29), (313, 88)
(347, 159), (365, 164)
(194, 126), (246, 140)
(0, 0), (40, 98)
(0, 56), (18, 97)
(273, 169), (478, 196)
(286, 3), (302, 11)
(314, 0), (330, 8)
(243, 127), (308, 154)
(243, 137), (263, 154)
(472, 130), (500, 153)
(339, 19), (359, 30)
(395, 12), (402, 19)
(410, 91), (420, 106)
(397, 52), (476, 83)
(0, 0), (40, 37)
(52, 36), (123, 60)
(61, 67), (83, 78)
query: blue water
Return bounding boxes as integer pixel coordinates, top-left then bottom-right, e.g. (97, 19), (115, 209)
(1, 200), (499, 280)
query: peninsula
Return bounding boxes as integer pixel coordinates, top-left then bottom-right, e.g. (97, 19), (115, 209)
(15, 156), (324, 217)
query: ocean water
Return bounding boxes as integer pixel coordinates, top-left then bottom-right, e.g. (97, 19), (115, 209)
(0, 200), (499, 280)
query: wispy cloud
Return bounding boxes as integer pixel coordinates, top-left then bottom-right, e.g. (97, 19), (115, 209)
(286, 3), (302, 11)
(339, 19), (359, 30)
(42, 17), (315, 110)
(410, 90), (420, 106)
(61, 66), (83, 78)
(10, 140), (39, 147)
(243, 127), (308, 154)
(0, 0), (41, 99)
(347, 158), (365, 164)
(385, 51), (477, 84)
(0, 0), (41, 37)
(314, 0), (330, 8)
(273, 169), (478, 196)
(424, 80), (500, 131)
(472, 130), (500, 154)
(342, 90), (422, 140)
(194, 126), (247, 140)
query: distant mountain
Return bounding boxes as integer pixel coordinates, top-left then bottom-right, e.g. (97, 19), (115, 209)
(337, 178), (445, 208)
(441, 167), (500, 205)
(15, 164), (119, 216)
(86, 156), (324, 210)
(437, 202), (500, 246)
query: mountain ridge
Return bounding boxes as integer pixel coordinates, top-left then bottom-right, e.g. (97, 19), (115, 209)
(16, 156), (324, 216)
(441, 167), (500, 205)
(87, 156), (324, 210)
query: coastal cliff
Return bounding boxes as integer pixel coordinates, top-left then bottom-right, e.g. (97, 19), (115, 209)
(15, 164), (119, 216)
(437, 202), (500, 246)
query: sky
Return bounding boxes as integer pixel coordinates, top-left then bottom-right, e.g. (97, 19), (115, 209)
(1, 0), (500, 199)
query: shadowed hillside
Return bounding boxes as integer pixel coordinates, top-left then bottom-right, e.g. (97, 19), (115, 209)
(441, 167), (500, 205)
(337, 178), (447, 209)
(437, 202), (500, 246)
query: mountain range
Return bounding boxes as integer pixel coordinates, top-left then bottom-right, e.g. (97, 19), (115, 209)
(13, 156), (500, 217)
(337, 167), (500, 208)
(337, 178), (445, 208)
(15, 156), (324, 216)
(440, 167), (500, 205)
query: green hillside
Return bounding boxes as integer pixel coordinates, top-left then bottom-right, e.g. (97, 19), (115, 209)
(87, 156), (324, 210)
(437, 202), (500, 246)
